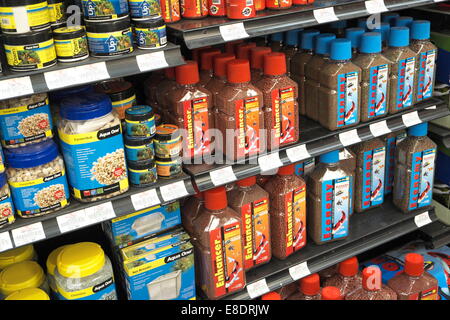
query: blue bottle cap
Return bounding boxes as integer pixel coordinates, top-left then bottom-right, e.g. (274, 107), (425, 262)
(395, 16), (413, 28)
(388, 27), (410, 47)
(315, 33), (336, 55)
(411, 20), (431, 40)
(301, 29), (320, 50)
(320, 149), (340, 163)
(60, 93), (113, 121)
(382, 12), (400, 26)
(271, 32), (284, 42)
(330, 39), (352, 61)
(330, 20), (347, 29)
(373, 22), (390, 42)
(360, 32), (382, 53)
(0, 173), (6, 188)
(286, 29), (302, 47)
(345, 27), (365, 49)
(357, 18), (368, 30)
(408, 122), (428, 137)
(4, 140), (59, 169)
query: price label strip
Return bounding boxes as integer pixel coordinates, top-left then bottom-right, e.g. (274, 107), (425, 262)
(44, 62), (110, 90)
(0, 77), (34, 100)
(56, 209), (90, 234)
(286, 144), (311, 163)
(402, 111), (422, 127)
(160, 181), (189, 202)
(136, 51), (169, 72)
(425, 105), (437, 110)
(258, 152), (283, 173)
(246, 278), (270, 299)
(365, 0), (388, 14)
(0, 232), (13, 252)
(414, 211), (433, 228)
(339, 129), (362, 147)
(131, 189), (161, 211)
(85, 201), (116, 224)
(313, 7), (339, 24)
(12, 222), (46, 247)
(210, 166), (237, 186)
(219, 23), (250, 42)
(369, 120), (392, 137)
(289, 261), (311, 281)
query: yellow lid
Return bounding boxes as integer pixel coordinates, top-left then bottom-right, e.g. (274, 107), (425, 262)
(46, 245), (70, 276)
(5, 288), (50, 300)
(56, 242), (105, 278)
(0, 261), (45, 296)
(0, 245), (35, 270)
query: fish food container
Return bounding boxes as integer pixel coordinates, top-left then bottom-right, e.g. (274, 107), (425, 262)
(4, 140), (70, 218)
(46, 244), (70, 294)
(3, 29), (57, 71)
(85, 18), (134, 57)
(81, 0), (129, 21)
(125, 105), (156, 137)
(0, 173), (15, 229)
(124, 135), (154, 163)
(154, 124), (181, 158)
(47, 0), (66, 26)
(132, 211), (164, 235)
(147, 270), (182, 300)
(0, 0), (51, 34)
(156, 156), (182, 179)
(133, 18), (167, 49)
(95, 80), (136, 120)
(5, 287), (50, 300)
(160, 0), (180, 23)
(129, 0), (162, 20)
(0, 245), (37, 270)
(128, 160), (158, 187)
(53, 26), (89, 62)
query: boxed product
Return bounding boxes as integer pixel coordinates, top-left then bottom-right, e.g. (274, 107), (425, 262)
(102, 201), (181, 248)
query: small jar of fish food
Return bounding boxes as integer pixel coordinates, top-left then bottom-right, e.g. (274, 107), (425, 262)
(0, 173), (15, 229)
(81, 0), (129, 21)
(53, 26), (89, 62)
(133, 17), (167, 49)
(85, 19), (134, 57)
(129, 0), (162, 20)
(125, 105), (156, 138)
(0, 0), (51, 34)
(124, 135), (155, 163)
(47, 0), (66, 26)
(128, 160), (158, 187)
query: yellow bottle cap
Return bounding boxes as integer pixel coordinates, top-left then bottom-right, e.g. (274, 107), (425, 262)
(56, 242), (105, 278)
(0, 261), (45, 296)
(46, 245), (70, 277)
(5, 287), (50, 300)
(0, 245), (35, 270)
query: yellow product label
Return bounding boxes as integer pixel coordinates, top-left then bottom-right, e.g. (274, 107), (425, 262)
(0, 2), (50, 32)
(48, 2), (65, 23)
(0, 164), (4, 172)
(56, 277), (115, 300)
(112, 96), (136, 107)
(9, 170), (66, 188)
(58, 125), (122, 145)
(54, 36), (88, 59)
(5, 39), (56, 70)
(0, 98), (49, 115)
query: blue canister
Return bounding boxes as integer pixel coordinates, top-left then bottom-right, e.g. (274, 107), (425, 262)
(85, 19), (133, 57)
(82, 0), (129, 21)
(128, 0), (162, 19)
(125, 105), (156, 138)
(128, 160), (157, 187)
(124, 136), (155, 163)
(0, 172), (15, 228)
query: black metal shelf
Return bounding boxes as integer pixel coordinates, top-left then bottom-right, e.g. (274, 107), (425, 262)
(419, 220), (450, 248)
(167, 0), (448, 49)
(0, 42), (184, 100)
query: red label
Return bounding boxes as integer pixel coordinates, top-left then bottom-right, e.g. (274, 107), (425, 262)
(235, 96), (261, 159)
(1, 208), (11, 217)
(284, 186), (306, 257)
(160, 0), (181, 23)
(114, 168), (124, 177)
(226, 0), (256, 19)
(208, 0), (226, 16)
(54, 190), (64, 200)
(408, 286), (439, 300)
(266, 0), (292, 9)
(182, 97), (211, 158)
(181, 0), (208, 18)
(38, 119), (49, 129)
(270, 86), (296, 148)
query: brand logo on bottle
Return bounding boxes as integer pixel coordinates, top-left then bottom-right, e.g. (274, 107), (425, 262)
(396, 57), (415, 109)
(416, 50), (435, 102)
(107, 36), (118, 52)
(408, 148), (435, 210)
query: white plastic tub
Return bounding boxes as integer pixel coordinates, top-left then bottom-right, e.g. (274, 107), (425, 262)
(131, 212), (165, 236)
(147, 270), (182, 300)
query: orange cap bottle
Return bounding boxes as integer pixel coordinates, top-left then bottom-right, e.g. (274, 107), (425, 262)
(236, 42), (257, 60)
(404, 253), (424, 277)
(227, 59), (251, 83)
(250, 47), (272, 70)
(204, 186), (228, 210)
(277, 164), (294, 175)
(175, 60), (200, 85)
(263, 52), (287, 76)
(322, 286), (343, 300)
(201, 49), (222, 71)
(236, 176), (257, 187)
(300, 274), (321, 295)
(213, 53), (236, 77)
(338, 257), (359, 277)
(261, 292), (282, 300)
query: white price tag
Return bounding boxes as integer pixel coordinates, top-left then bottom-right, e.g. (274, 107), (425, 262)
(286, 144), (311, 163)
(136, 51), (169, 72)
(313, 7), (339, 24)
(210, 166), (237, 186)
(369, 120), (392, 137)
(339, 129), (362, 147)
(12, 222), (45, 247)
(425, 105), (437, 110)
(402, 111), (422, 127)
(434, 0), (446, 2)
(0, 77), (33, 100)
(246, 279), (270, 299)
(414, 211), (433, 228)
(85, 201), (116, 224)
(289, 261), (311, 281)
(44, 62), (110, 90)
(160, 181), (189, 202)
(258, 152), (283, 173)
(131, 189), (161, 211)
(0, 232), (13, 252)
(365, 0), (388, 14)
(56, 209), (90, 234)
(219, 23), (249, 42)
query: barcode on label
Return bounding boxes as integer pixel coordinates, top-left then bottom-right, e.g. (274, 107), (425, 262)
(246, 0), (253, 5)
(212, 0), (221, 4)
(246, 279), (270, 299)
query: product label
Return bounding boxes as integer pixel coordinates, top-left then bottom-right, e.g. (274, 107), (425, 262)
(209, 221), (245, 297)
(337, 71), (359, 127)
(4, 39), (57, 71)
(181, 0), (208, 18)
(266, 0), (291, 8)
(0, 192), (15, 228)
(58, 124), (129, 200)
(160, 0), (181, 22)
(125, 142), (154, 162)
(129, 0), (162, 18)
(416, 50), (436, 102)
(396, 57), (415, 110)
(320, 177), (352, 242)
(182, 97), (210, 158)
(235, 96), (261, 159)
(112, 95), (136, 120)
(0, 98), (53, 147)
(208, 0), (225, 16)
(129, 167), (157, 186)
(270, 86), (296, 148)
(156, 159), (182, 178)
(367, 64), (388, 118)
(86, 29), (134, 56)
(54, 36), (89, 60)
(48, 2), (66, 24)
(0, 2), (50, 33)
(125, 117), (156, 137)
(240, 197), (270, 269)
(82, 0), (129, 19)
(361, 147), (386, 210)
(57, 277), (117, 300)
(295, 158), (315, 177)
(384, 132), (407, 194)
(407, 286), (439, 300)
(407, 148), (436, 210)
(135, 26), (167, 49)
(284, 186), (306, 256)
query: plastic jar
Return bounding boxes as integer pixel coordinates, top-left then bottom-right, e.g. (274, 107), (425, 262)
(153, 124), (182, 159)
(124, 136), (155, 163)
(133, 18), (167, 49)
(3, 29), (57, 71)
(0, 260), (49, 299)
(266, 0), (292, 10)
(128, 160), (158, 186)
(85, 19), (134, 57)
(54, 242), (117, 300)
(53, 26), (89, 63)
(129, 0), (162, 19)
(46, 244), (70, 295)
(180, 0), (208, 19)
(0, 0), (51, 33)
(160, 0), (181, 23)
(0, 173), (15, 228)
(155, 156), (182, 179)
(226, 0), (256, 19)
(0, 244), (36, 270)
(5, 287), (50, 300)
(81, 0), (129, 21)
(5, 140), (70, 218)
(50, 85), (94, 124)
(58, 93), (129, 202)
(208, 0), (225, 16)
(95, 80), (136, 120)
(125, 105), (156, 138)
(47, 0), (66, 26)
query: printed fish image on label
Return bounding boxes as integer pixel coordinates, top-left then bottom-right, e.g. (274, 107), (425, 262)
(82, 0), (129, 19)
(361, 147), (386, 210)
(235, 97), (261, 159)
(182, 97), (210, 158)
(271, 86), (296, 148)
(129, 0), (162, 17)
(396, 57), (415, 110)
(367, 64), (388, 118)
(337, 72), (359, 127)
(284, 186), (306, 256)
(408, 148), (436, 210)
(416, 50), (436, 102)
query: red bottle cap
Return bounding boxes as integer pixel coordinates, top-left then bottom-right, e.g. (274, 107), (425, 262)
(250, 47), (272, 70)
(236, 42), (257, 60)
(277, 164), (294, 176)
(227, 59), (251, 83)
(201, 49), (222, 71)
(300, 273), (321, 296)
(362, 266), (382, 291)
(264, 52), (287, 76)
(213, 53), (236, 77)
(164, 67), (175, 80)
(192, 46), (211, 61)
(404, 253), (424, 277)
(204, 186), (228, 211)
(175, 60), (200, 85)
(261, 292), (282, 300)
(237, 176), (256, 187)
(321, 286), (342, 300)
(338, 257), (359, 277)
(225, 40), (245, 54)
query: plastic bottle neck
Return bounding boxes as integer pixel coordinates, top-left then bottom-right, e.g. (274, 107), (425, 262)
(181, 83), (198, 89)
(264, 73), (285, 79)
(228, 81), (251, 87)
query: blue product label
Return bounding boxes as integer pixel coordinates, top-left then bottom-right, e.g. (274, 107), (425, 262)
(384, 132), (407, 195)
(361, 147), (386, 210)
(82, 0), (129, 19)
(408, 148), (436, 211)
(125, 142), (154, 162)
(125, 117), (156, 137)
(367, 64), (388, 118)
(0, 98), (53, 147)
(0, 192), (15, 227)
(396, 57), (415, 110)
(58, 124), (129, 201)
(135, 26), (167, 48)
(320, 176), (352, 242)
(129, 0), (161, 18)
(129, 166), (157, 186)
(416, 50), (436, 102)
(86, 29), (133, 56)
(294, 158), (315, 177)
(337, 71), (359, 128)
(57, 278), (117, 300)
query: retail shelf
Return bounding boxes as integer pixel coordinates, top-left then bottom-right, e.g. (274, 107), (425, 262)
(186, 97), (449, 192)
(0, 173), (195, 253)
(220, 201), (437, 300)
(419, 220), (450, 248)
(0, 42), (184, 100)
(167, 0), (447, 49)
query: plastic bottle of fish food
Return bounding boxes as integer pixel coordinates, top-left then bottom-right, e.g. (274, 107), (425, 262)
(250, 47), (272, 84)
(345, 266), (398, 300)
(373, 23), (391, 52)
(393, 122), (436, 213)
(382, 12), (400, 26)
(410, 20), (437, 104)
(394, 16), (413, 29)
(383, 27), (417, 114)
(181, 192), (204, 239)
(199, 48), (222, 86)
(236, 42), (256, 60)
(321, 286), (343, 300)
(383, 130), (407, 195)
(283, 29), (301, 76)
(191, 186), (246, 299)
(345, 27), (364, 57)
(287, 273), (322, 300)
(270, 32), (284, 52)
(329, 20), (347, 38)
(318, 39), (361, 131)
(323, 257), (362, 297)
(205, 53), (236, 106)
(307, 150), (354, 245)
(158, 68), (178, 122)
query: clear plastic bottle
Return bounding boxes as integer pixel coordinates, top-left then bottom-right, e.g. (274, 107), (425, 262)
(204, 53), (236, 107)
(321, 286), (343, 300)
(181, 192), (204, 239)
(324, 257), (362, 298)
(199, 48), (222, 86)
(157, 68), (178, 122)
(270, 32), (284, 52)
(345, 27), (364, 57)
(250, 47), (272, 84)
(283, 29), (301, 76)
(373, 23), (391, 52)
(346, 266), (397, 300)
(236, 42), (257, 60)
(287, 273), (321, 300)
